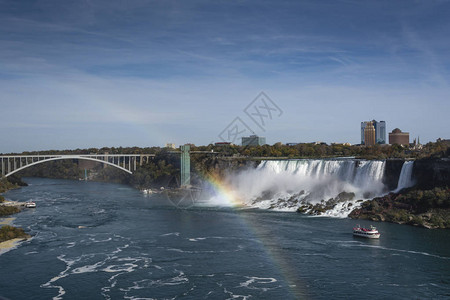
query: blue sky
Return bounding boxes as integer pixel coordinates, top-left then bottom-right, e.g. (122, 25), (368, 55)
(1, 0), (449, 153)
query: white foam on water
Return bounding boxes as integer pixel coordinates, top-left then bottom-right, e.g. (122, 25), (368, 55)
(89, 237), (113, 243)
(72, 260), (106, 274)
(160, 232), (180, 237)
(40, 254), (82, 300)
(223, 287), (251, 300)
(354, 244), (450, 260)
(188, 237), (207, 242)
(102, 263), (138, 273)
(240, 276), (278, 290)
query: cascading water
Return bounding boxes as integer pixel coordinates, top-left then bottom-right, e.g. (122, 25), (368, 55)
(208, 159), (388, 218)
(395, 161), (415, 192)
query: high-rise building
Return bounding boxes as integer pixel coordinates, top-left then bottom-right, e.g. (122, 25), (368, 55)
(364, 121), (376, 146)
(361, 122), (366, 144)
(361, 120), (386, 144)
(374, 121), (386, 144)
(242, 135), (266, 146)
(389, 128), (409, 145)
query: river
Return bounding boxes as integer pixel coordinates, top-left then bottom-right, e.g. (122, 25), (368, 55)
(0, 177), (449, 299)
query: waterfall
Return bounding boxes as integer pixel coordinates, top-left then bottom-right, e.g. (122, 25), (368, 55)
(395, 161), (415, 192)
(253, 159), (386, 196)
(216, 159), (387, 217)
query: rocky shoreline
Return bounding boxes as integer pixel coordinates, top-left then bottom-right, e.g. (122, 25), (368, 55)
(296, 191), (360, 215)
(293, 187), (450, 229)
(0, 217), (31, 254)
(0, 178), (31, 250)
(348, 187), (450, 229)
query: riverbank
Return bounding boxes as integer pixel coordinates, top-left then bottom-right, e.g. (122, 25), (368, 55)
(0, 217), (30, 254)
(0, 177), (31, 252)
(0, 217), (15, 225)
(0, 238), (28, 255)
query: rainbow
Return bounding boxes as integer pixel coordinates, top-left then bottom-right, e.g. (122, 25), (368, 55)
(200, 171), (246, 208)
(199, 171), (309, 298)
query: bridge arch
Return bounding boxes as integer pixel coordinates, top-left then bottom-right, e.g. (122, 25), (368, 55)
(4, 156), (132, 178)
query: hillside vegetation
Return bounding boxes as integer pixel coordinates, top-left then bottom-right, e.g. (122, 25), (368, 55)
(350, 187), (450, 229)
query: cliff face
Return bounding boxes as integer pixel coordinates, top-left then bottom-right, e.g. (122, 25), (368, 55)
(192, 157), (259, 177)
(383, 160), (404, 190)
(413, 158), (450, 189)
(381, 158), (450, 191)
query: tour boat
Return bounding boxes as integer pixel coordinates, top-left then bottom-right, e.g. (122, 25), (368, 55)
(353, 224), (380, 239)
(142, 189), (153, 194)
(25, 201), (36, 208)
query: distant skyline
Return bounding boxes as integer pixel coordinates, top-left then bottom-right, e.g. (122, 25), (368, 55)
(1, 0), (449, 153)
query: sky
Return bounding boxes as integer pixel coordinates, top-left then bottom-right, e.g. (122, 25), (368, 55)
(0, 0), (449, 153)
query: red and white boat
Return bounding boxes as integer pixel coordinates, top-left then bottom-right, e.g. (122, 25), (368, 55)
(353, 224), (380, 239)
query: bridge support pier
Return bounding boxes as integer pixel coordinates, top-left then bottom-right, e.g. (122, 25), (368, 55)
(180, 145), (191, 187)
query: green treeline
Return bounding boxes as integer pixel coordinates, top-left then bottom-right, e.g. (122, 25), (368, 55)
(0, 225), (30, 243)
(18, 160), (81, 179)
(129, 157), (178, 188)
(350, 187), (450, 228)
(398, 187), (450, 212)
(0, 178), (23, 216)
(2, 140), (449, 160)
(190, 140), (449, 160)
(99, 151), (179, 188)
(0, 206), (21, 217)
(0, 177), (30, 243)
(0, 177), (23, 193)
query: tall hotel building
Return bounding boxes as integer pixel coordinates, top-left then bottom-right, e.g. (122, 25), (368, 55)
(361, 120), (386, 144)
(363, 121), (376, 146)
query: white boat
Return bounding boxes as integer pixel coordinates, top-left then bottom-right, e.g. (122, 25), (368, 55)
(353, 224), (380, 239)
(25, 202), (36, 208)
(142, 189), (153, 194)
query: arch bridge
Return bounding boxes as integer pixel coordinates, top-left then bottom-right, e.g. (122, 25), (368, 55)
(0, 154), (155, 178)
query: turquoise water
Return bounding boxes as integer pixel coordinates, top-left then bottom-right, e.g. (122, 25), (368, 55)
(0, 178), (449, 299)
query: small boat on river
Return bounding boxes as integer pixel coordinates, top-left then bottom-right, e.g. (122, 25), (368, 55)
(353, 224), (380, 239)
(25, 202), (36, 208)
